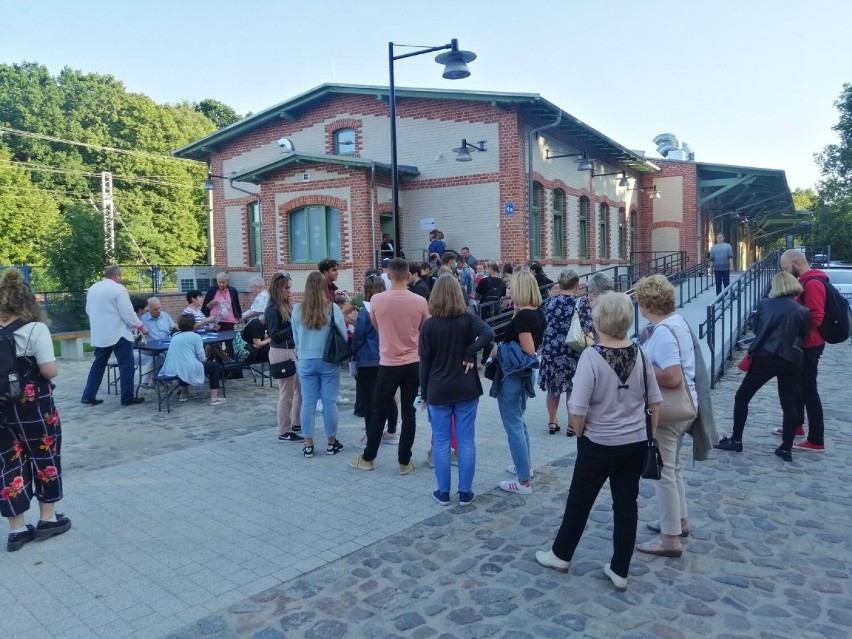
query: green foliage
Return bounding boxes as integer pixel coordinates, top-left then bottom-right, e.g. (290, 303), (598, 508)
(195, 99), (242, 129)
(0, 62), (241, 276)
(791, 187), (817, 213)
(813, 83), (852, 260)
(43, 204), (105, 290)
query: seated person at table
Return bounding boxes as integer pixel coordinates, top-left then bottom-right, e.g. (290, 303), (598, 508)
(139, 296), (176, 387)
(159, 314), (226, 406)
(183, 289), (217, 331)
(239, 315), (271, 364)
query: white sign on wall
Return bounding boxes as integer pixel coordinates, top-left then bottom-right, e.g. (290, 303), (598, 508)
(419, 218), (436, 230)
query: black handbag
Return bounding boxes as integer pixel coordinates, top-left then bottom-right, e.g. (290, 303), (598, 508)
(322, 308), (353, 364)
(269, 360), (296, 379)
(483, 356), (500, 381)
(638, 349), (664, 480)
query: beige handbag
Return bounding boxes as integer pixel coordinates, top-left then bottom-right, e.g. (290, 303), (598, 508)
(565, 302), (594, 353)
(655, 324), (697, 425)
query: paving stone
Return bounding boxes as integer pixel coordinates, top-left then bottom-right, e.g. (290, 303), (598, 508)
(303, 619), (347, 639)
(712, 575), (749, 588)
(676, 584), (720, 601)
(481, 601), (518, 617)
(552, 613), (586, 631)
(447, 607), (483, 625)
(394, 612), (425, 631)
(683, 600), (716, 616)
(469, 588), (515, 605)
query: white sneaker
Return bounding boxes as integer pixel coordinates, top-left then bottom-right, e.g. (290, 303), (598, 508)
(535, 550), (570, 573)
(604, 563), (627, 591)
(506, 464), (534, 478)
(499, 479), (532, 495)
(336, 396), (350, 405)
(316, 400), (323, 412)
(382, 432), (399, 445)
(209, 398), (227, 406)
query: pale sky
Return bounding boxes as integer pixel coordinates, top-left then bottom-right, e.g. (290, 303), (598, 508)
(3, 0), (850, 190)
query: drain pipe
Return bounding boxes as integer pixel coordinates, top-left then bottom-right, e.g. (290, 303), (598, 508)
(370, 162), (377, 270)
(528, 111), (562, 262)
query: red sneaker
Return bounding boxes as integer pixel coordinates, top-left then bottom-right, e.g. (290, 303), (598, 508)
(794, 441), (825, 452)
(773, 425), (805, 437)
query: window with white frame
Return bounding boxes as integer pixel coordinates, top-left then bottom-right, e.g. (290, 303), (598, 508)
(289, 206), (341, 263)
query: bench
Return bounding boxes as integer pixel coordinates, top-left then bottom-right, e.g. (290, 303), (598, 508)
(53, 330), (91, 360)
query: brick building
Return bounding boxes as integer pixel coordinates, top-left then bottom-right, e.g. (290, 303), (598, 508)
(174, 84), (798, 292)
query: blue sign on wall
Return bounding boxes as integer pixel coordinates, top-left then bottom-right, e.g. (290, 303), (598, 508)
(505, 201), (514, 216)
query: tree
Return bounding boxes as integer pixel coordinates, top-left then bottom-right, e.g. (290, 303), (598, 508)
(813, 84), (852, 259)
(195, 98), (242, 129)
(44, 204), (105, 291)
(791, 187), (817, 213)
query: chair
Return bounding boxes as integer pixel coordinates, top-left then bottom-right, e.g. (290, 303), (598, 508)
(154, 374), (181, 413)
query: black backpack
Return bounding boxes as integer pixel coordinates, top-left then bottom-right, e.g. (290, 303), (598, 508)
(0, 319), (27, 403)
(481, 278), (503, 320)
(802, 276), (852, 344)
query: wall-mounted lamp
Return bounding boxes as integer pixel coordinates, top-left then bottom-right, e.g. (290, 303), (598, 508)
(592, 169), (630, 188)
(545, 149), (584, 161)
(627, 185), (662, 199)
(453, 139), (487, 162)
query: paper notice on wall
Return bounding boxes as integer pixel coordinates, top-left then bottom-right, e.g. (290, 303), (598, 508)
(419, 218), (436, 230)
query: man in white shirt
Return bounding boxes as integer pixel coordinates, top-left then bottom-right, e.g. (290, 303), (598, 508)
(81, 265), (149, 406)
(138, 296), (175, 386)
(241, 277), (269, 321)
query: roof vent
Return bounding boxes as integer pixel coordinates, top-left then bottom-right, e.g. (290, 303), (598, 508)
(652, 133), (694, 161)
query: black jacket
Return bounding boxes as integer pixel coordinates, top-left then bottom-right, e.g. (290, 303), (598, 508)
(264, 304), (296, 349)
(201, 285), (243, 321)
(750, 296), (811, 367)
(409, 279), (431, 301)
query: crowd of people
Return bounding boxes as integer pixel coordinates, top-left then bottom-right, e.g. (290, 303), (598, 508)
(0, 243), (837, 601)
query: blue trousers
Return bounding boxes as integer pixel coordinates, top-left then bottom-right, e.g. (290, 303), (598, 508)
(428, 399), (478, 494)
(82, 337), (135, 404)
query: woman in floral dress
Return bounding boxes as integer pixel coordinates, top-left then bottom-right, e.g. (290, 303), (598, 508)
(538, 269), (594, 435)
(0, 268), (70, 552)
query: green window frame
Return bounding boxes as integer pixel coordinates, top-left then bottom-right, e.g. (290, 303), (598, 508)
(618, 207), (626, 259)
(289, 206), (342, 263)
(531, 182), (543, 260)
(553, 189), (565, 259)
(333, 128), (355, 155)
(599, 203), (609, 259)
(248, 201), (262, 267)
(579, 196), (589, 258)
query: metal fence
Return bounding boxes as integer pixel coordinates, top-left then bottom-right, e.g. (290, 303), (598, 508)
(699, 249), (781, 388)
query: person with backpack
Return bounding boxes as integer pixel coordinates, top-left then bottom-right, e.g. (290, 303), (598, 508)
(0, 268), (71, 552)
(778, 250), (837, 452)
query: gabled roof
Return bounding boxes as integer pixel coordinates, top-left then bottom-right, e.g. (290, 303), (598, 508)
(231, 153), (418, 184)
(173, 83), (658, 173)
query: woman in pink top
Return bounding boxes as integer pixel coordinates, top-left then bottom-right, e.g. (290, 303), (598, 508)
(535, 292), (661, 592)
(201, 272), (242, 332)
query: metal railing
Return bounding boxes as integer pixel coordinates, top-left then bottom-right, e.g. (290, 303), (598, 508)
(700, 249), (781, 388)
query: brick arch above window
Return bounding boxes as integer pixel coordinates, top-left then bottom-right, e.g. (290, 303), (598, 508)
(283, 194), (348, 213)
(325, 119), (362, 156)
(278, 195), (349, 265)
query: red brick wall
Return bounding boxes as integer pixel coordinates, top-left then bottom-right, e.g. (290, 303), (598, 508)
(637, 160), (699, 264)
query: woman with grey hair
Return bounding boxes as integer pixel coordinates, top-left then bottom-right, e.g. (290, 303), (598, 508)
(585, 272), (615, 306)
(538, 269), (594, 435)
(242, 276), (269, 321)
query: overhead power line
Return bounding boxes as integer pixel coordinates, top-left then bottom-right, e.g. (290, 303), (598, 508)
(0, 126), (200, 164)
(0, 159), (202, 189)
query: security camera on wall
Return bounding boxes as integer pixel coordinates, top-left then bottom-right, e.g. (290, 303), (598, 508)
(277, 138), (295, 153)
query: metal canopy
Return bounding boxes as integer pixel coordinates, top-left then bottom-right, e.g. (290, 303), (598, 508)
(697, 162), (798, 239)
(230, 152), (419, 185)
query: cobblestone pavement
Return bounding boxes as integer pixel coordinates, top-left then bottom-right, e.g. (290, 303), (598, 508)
(163, 343), (852, 639)
(4, 336), (851, 638)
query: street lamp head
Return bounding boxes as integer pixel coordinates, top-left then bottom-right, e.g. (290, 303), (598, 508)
(577, 157), (593, 172)
(435, 40), (476, 80)
(203, 173), (215, 191)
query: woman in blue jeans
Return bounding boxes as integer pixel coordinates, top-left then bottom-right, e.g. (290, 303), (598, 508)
(495, 270), (545, 495)
(419, 275), (494, 506)
(292, 272), (347, 458)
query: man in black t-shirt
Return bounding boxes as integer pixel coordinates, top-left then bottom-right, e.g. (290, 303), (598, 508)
(475, 260), (507, 365)
(408, 263), (431, 300)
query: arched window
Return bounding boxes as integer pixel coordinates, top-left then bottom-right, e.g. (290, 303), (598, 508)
(579, 196), (589, 259)
(553, 189), (565, 259)
(599, 203), (609, 259)
(531, 182), (543, 259)
(333, 128), (355, 155)
(289, 206), (341, 263)
(618, 207), (626, 259)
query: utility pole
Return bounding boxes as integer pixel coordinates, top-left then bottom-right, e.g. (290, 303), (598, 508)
(101, 171), (116, 263)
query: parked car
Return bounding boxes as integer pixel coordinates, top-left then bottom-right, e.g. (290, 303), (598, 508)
(811, 254), (829, 268)
(824, 267), (852, 304)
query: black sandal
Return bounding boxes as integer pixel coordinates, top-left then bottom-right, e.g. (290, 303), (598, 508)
(548, 423), (560, 435)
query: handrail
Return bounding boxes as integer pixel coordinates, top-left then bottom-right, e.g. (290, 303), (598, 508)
(699, 249), (781, 388)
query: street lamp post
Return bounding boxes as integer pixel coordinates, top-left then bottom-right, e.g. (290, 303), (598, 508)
(388, 39), (476, 259)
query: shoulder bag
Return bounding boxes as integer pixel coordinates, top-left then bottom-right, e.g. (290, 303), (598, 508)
(565, 299), (595, 353)
(655, 324), (697, 426)
(322, 307), (353, 364)
(638, 348), (664, 480)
